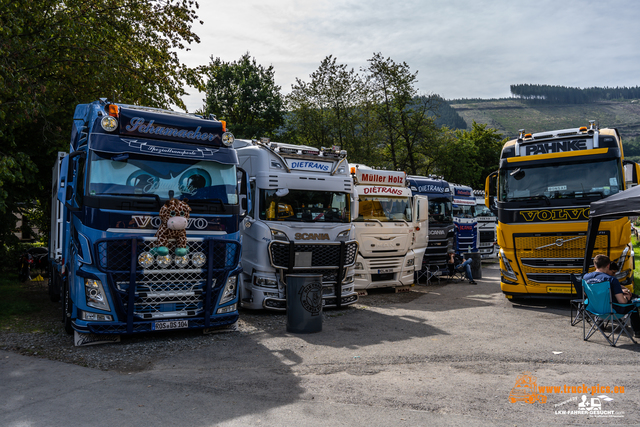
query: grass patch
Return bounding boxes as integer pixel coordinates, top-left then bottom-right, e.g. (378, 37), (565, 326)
(0, 273), (57, 332)
(632, 235), (640, 286)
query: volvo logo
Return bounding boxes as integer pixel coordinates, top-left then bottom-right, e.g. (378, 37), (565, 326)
(535, 236), (584, 250)
(131, 215), (209, 230)
(295, 233), (330, 240)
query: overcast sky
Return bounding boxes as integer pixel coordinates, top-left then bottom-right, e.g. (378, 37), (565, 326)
(178, 0), (640, 113)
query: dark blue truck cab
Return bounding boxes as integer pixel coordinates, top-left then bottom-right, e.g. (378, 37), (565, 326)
(408, 176), (455, 278)
(49, 100), (246, 340)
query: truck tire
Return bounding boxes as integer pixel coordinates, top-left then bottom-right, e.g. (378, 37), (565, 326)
(48, 269), (60, 303)
(62, 280), (73, 335)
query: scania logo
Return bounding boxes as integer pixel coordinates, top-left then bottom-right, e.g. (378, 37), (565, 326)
(295, 233), (330, 240)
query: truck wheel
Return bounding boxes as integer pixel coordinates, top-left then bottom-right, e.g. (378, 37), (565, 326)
(62, 280), (73, 335)
(48, 271), (60, 303)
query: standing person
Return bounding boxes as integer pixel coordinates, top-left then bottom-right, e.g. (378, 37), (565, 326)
(447, 250), (476, 284)
(583, 254), (640, 338)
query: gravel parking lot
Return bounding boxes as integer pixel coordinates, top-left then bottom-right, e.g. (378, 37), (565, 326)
(2, 262), (640, 426)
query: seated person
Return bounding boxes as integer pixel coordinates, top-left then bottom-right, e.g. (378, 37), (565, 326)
(447, 250), (476, 284)
(583, 254), (640, 338)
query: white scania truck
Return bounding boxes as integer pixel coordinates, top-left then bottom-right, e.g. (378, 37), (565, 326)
(234, 139), (359, 310)
(350, 165), (428, 291)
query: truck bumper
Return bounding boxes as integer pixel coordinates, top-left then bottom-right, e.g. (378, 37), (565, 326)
(353, 255), (415, 290)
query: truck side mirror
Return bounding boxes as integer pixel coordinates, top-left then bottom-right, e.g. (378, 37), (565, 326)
(624, 160), (640, 187)
(485, 171), (498, 215)
(237, 168), (248, 218)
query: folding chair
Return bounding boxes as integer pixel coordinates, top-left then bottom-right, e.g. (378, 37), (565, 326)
(570, 273), (585, 326)
(425, 265), (441, 285)
(445, 263), (465, 283)
(582, 279), (638, 346)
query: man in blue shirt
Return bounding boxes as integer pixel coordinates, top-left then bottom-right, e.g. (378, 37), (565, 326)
(583, 254), (640, 337)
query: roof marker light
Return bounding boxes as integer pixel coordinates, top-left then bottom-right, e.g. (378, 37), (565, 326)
(107, 104), (119, 117)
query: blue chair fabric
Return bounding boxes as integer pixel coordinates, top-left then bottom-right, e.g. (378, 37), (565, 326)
(582, 279), (638, 346)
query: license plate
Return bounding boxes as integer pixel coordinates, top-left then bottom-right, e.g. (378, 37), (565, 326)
(378, 269), (393, 274)
(547, 287), (571, 294)
(153, 320), (188, 331)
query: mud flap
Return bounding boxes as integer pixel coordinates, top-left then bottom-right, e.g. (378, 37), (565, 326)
(74, 331), (121, 346)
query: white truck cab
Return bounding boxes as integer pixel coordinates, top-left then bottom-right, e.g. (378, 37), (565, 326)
(351, 165), (428, 290)
(234, 139), (359, 310)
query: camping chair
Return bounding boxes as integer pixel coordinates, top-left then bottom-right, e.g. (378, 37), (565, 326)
(582, 279), (638, 346)
(445, 262), (465, 283)
(570, 273), (585, 326)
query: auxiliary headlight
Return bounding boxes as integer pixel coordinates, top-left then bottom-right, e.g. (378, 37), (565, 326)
(156, 255), (172, 268)
(191, 252), (206, 268)
(220, 276), (238, 305)
(85, 278), (111, 311)
(406, 258), (415, 267)
(222, 132), (235, 146)
(174, 255), (189, 268)
(100, 116), (118, 132)
(138, 252), (154, 268)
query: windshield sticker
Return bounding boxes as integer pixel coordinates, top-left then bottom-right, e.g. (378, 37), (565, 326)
(286, 159), (332, 172)
(610, 177), (618, 185)
(122, 139), (216, 158)
(548, 185), (567, 191)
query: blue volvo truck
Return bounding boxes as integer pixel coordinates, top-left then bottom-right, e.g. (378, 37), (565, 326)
(408, 176), (455, 279)
(48, 99), (245, 341)
(450, 183), (478, 255)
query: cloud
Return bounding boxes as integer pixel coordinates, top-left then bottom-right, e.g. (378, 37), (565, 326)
(177, 0), (640, 112)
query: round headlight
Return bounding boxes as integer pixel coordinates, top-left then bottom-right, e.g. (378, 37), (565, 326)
(138, 252), (154, 268)
(222, 132), (235, 146)
(156, 255), (172, 268)
(174, 255), (189, 268)
(191, 252), (206, 267)
(101, 116), (118, 132)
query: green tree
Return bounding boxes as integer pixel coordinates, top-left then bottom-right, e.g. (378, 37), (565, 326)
(203, 53), (285, 140)
(364, 53), (440, 173)
(436, 121), (505, 188)
(0, 0), (202, 245)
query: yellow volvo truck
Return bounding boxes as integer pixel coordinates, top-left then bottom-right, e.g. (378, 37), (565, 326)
(485, 121), (640, 300)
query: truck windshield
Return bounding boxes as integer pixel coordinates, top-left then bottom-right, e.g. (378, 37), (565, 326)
(500, 158), (622, 202)
(87, 151), (238, 204)
(453, 205), (475, 219)
(429, 197), (453, 224)
(259, 189), (350, 223)
(355, 196), (412, 222)
(474, 203), (495, 218)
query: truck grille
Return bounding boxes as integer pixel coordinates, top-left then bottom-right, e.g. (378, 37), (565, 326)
(269, 241), (358, 269)
(514, 233), (607, 285)
(95, 237), (240, 321)
(480, 230), (494, 243)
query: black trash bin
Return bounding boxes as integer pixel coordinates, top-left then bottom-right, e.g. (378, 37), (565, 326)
(464, 252), (482, 280)
(286, 274), (323, 333)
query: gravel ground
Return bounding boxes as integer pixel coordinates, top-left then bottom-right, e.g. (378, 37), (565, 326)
(0, 278), (436, 373)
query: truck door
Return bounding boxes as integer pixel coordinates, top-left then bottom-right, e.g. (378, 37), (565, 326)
(412, 195), (429, 267)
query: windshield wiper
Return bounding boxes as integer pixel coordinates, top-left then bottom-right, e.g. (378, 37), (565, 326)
(364, 219), (384, 226)
(97, 193), (161, 207)
(507, 195), (551, 205)
(188, 198), (226, 212)
(573, 191), (604, 199)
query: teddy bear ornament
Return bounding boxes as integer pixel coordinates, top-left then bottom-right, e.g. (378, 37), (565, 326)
(151, 196), (191, 257)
